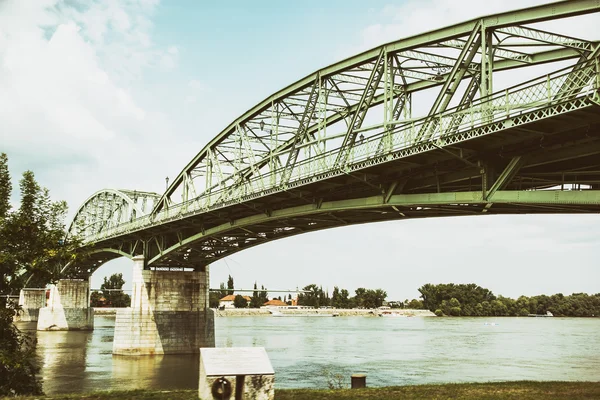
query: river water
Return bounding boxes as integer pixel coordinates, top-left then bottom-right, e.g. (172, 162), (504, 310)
(16, 315), (600, 394)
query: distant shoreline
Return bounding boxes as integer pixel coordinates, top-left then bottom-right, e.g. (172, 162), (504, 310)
(91, 307), (436, 317)
(212, 308), (436, 317)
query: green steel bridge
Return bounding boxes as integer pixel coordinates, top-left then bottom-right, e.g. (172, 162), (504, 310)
(69, 0), (600, 273)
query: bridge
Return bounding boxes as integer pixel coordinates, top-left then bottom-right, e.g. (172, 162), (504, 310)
(29, 1), (600, 355)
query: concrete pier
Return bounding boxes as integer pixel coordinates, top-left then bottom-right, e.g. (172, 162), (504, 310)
(15, 288), (46, 322)
(112, 256), (215, 355)
(37, 279), (94, 331)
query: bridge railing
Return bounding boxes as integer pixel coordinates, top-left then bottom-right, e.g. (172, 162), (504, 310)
(84, 58), (600, 243)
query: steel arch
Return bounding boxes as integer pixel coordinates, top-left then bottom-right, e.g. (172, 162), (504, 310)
(149, 0), (599, 221)
(69, 1), (600, 270)
(68, 189), (160, 239)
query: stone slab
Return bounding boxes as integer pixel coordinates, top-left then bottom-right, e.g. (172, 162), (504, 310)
(200, 347), (274, 376)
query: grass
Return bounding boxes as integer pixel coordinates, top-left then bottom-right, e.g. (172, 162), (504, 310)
(4, 381), (600, 400)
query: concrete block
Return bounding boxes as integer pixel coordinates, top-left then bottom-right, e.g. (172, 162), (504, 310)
(15, 289), (46, 322)
(112, 257), (215, 355)
(199, 347), (275, 400)
(37, 280), (93, 331)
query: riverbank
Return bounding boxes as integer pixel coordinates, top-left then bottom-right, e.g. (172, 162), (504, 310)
(213, 308), (436, 317)
(92, 307), (435, 317)
(4, 381), (599, 399)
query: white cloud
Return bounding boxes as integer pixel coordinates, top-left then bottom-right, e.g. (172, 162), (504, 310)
(0, 0), (183, 215)
(348, 0), (598, 56)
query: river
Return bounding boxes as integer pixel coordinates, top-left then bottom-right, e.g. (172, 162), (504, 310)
(16, 315), (600, 394)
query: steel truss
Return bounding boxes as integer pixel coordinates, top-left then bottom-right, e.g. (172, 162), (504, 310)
(68, 0), (600, 270)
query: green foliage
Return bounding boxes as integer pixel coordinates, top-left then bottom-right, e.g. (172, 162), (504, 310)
(0, 153), (10, 219)
(331, 286), (352, 308)
(249, 282), (268, 308)
(353, 288), (387, 308)
(227, 275), (234, 295)
(218, 282), (228, 298)
(434, 309), (443, 317)
(90, 291), (104, 307)
(406, 299), (424, 309)
(97, 273), (130, 307)
(298, 284), (328, 308)
(418, 283), (600, 317)
(209, 291), (220, 308)
(298, 285), (387, 309)
(0, 305), (43, 396)
(2, 382), (600, 400)
(233, 294), (248, 308)
(0, 154), (89, 396)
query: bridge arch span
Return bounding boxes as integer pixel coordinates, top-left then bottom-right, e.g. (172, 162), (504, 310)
(150, 1), (600, 221)
(68, 189), (160, 239)
(71, 1), (600, 271)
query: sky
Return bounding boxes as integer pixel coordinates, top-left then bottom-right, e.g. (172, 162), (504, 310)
(1, 0), (599, 301)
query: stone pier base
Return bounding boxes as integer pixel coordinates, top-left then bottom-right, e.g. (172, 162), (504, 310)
(15, 289), (46, 322)
(37, 279), (94, 331)
(112, 256), (215, 355)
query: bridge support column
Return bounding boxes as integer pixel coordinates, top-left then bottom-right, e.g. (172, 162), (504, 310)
(112, 256), (214, 355)
(37, 279), (94, 330)
(15, 289), (46, 322)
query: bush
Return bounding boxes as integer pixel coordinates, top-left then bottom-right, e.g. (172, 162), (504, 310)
(434, 309), (443, 317)
(233, 295), (248, 308)
(0, 306), (43, 396)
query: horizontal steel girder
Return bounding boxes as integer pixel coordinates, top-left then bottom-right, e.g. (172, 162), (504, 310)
(142, 189), (600, 265)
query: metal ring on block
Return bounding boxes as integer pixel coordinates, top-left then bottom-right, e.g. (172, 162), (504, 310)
(211, 377), (232, 399)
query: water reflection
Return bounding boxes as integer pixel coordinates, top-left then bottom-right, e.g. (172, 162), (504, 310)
(37, 329), (89, 393)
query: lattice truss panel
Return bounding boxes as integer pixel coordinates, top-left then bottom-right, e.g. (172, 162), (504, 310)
(69, 189), (160, 238)
(75, 1), (600, 243)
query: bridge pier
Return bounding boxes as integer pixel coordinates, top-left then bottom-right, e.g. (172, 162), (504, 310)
(15, 289), (46, 322)
(37, 279), (94, 331)
(112, 256), (214, 355)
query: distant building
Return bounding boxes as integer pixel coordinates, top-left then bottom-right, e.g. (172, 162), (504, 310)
(219, 294), (251, 309)
(262, 299), (287, 308)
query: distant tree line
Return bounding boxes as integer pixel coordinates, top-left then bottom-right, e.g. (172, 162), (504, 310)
(207, 274), (600, 316)
(418, 283), (600, 317)
(298, 284), (388, 309)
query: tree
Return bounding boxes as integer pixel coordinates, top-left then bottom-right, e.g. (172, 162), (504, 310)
(100, 273), (130, 307)
(227, 275), (234, 295)
(406, 299), (424, 309)
(331, 287), (341, 308)
(218, 282), (228, 298)
(209, 291), (220, 308)
(339, 289), (351, 308)
(0, 154), (83, 396)
(233, 295), (248, 308)
(250, 282), (262, 308)
(260, 285), (269, 305)
(298, 284), (325, 308)
(0, 153), (10, 219)
(90, 291), (104, 307)
(0, 306), (42, 396)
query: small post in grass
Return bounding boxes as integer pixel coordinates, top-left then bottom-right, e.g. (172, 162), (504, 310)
(351, 374), (366, 389)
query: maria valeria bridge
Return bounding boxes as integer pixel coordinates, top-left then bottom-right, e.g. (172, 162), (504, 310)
(23, 1), (600, 355)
